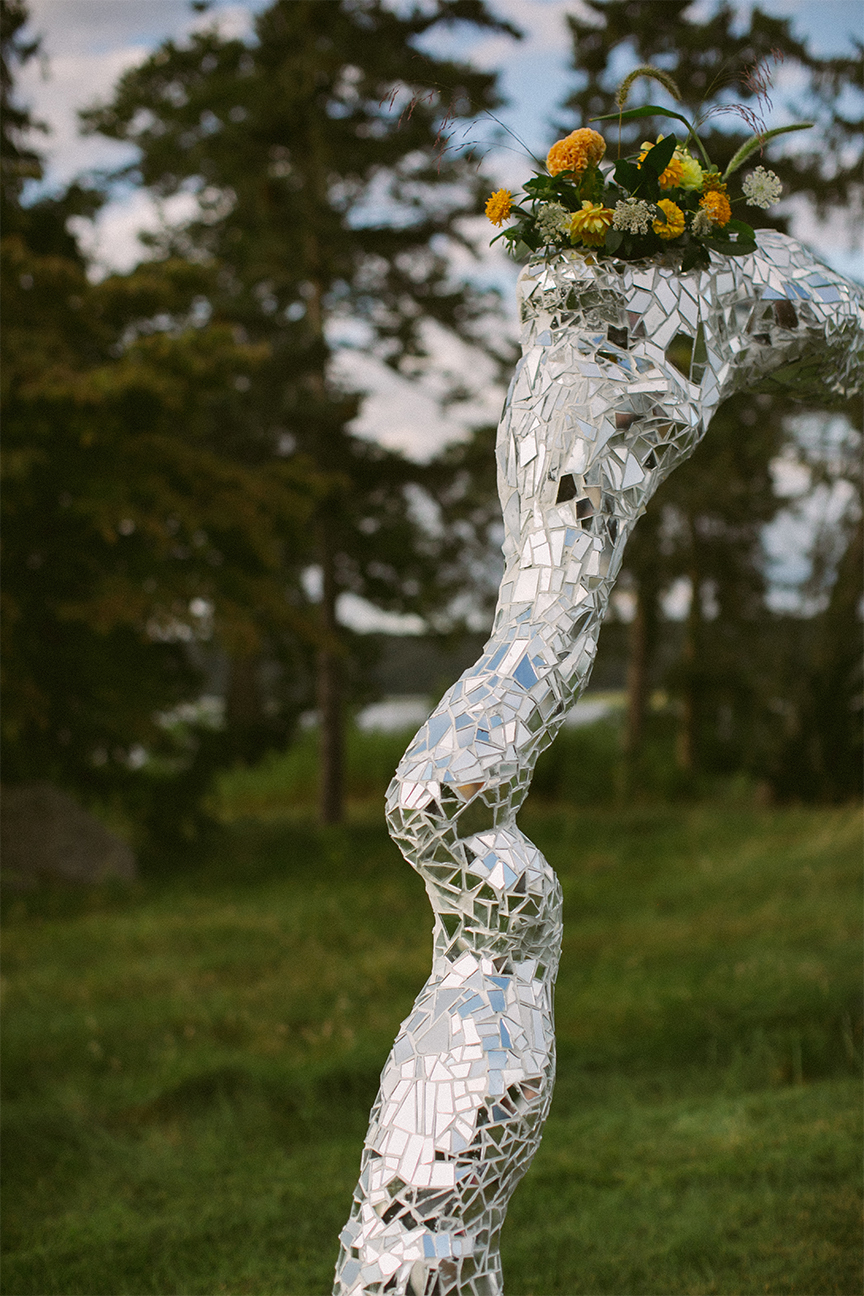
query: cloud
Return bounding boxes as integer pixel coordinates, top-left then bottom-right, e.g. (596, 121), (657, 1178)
(24, 0), (263, 54)
(332, 342), (504, 464)
(70, 188), (201, 277)
(17, 1), (265, 192)
(25, 0), (192, 55)
(18, 46), (143, 187)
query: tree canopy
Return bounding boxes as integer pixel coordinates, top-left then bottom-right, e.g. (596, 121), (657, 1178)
(560, 0), (862, 795)
(2, 0), (324, 841)
(83, 0), (519, 821)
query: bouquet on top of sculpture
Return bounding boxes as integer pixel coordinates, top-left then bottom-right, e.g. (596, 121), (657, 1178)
(485, 67), (809, 272)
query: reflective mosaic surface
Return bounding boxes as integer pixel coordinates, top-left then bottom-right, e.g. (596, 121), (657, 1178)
(334, 233), (863, 1296)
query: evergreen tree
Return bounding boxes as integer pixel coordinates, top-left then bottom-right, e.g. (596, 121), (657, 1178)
(560, 0), (863, 784)
(83, 0), (518, 822)
(762, 409), (863, 802)
(2, 0), (319, 842)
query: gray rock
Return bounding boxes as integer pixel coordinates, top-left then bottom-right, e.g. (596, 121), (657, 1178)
(1, 783), (137, 886)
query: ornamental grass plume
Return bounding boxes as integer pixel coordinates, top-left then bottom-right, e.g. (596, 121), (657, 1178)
(485, 189), (513, 227)
(547, 128), (606, 177)
(699, 189), (731, 227)
(570, 200), (614, 247)
(615, 64), (682, 109)
(653, 199), (685, 240)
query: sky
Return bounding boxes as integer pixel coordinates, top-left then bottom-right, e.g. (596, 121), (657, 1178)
(14, 0), (864, 625)
(18, 0), (863, 284)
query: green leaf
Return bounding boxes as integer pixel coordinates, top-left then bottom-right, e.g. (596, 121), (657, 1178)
(725, 219), (755, 240)
(591, 104), (695, 133)
(681, 242), (709, 273)
(595, 104), (694, 128)
(590, 104), (712, 167)
(703, 235), (758, 257)
(639, 173), (661, 202)
(723, 123), (813, 178)
(604, 227), (624, 253)
(640, 133), (678, 176)
(613, 159), (642, 191)
(523, 176), (555, 194)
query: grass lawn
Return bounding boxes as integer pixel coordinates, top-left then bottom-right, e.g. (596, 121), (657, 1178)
(2, 740), (861, 1295)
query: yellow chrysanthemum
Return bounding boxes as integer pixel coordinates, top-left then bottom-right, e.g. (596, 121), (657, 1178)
(569, 200), (615, 248)
(652, 198), (686, 241)
(699, 189), (731, 227)
(638, 136), (684, 190)
(485, 189), (513, 227)
(677, 152), (704, 191)
(547, 128), (606, 177)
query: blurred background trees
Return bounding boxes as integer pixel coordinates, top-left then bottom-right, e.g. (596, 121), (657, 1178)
(80, 0), (518, 823)
(2, 0), (322, 843)
(1, 0), (861, 850)
(560, 0), (863, 799)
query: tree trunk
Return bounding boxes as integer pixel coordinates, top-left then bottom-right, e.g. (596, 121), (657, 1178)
(317, 525), (343, 824)
(625, 581), (659, 758)
(299, 252), (345, 825)
(225, 654), (261, 729)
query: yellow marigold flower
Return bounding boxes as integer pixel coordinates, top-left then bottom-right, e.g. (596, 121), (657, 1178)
(701, 170), (727, 194)
(569, 200), (615, 247)
(638, 136), (684, 190)
(547, 128), (606, 176)
(677, 152), (704, 191)
(699, 189), (731, 227)
(653, 198), (686, 240)
(485, 188), (513, 227)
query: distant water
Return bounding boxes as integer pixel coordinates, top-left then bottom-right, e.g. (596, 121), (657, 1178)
(355, 696), (431, 732)
(353, 693), (618, 733)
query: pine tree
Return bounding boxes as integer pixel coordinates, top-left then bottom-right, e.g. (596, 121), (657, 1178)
(2, 0), (319, 841)
(560, 0), (863, 782)
(83, 0), (518, 823)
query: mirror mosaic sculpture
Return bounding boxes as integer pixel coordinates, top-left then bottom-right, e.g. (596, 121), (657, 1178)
(334, 232), (863, 1296)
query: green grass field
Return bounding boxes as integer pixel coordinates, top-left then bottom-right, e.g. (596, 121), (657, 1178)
(2, 728), (862, 1295)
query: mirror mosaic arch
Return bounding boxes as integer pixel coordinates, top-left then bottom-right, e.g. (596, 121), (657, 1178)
(334, 233), (863, 1296)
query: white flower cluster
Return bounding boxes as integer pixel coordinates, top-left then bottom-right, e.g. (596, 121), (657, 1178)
(612, 198), (654, 235)
(535, 202), (571, 242)
(742, 166), (783, 209)
(691, 208), (715, 235)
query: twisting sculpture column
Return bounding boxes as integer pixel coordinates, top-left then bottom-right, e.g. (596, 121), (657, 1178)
(334, 232), (863, 1296)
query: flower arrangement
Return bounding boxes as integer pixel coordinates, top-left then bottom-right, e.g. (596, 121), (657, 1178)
(485, 69), (810, 271)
